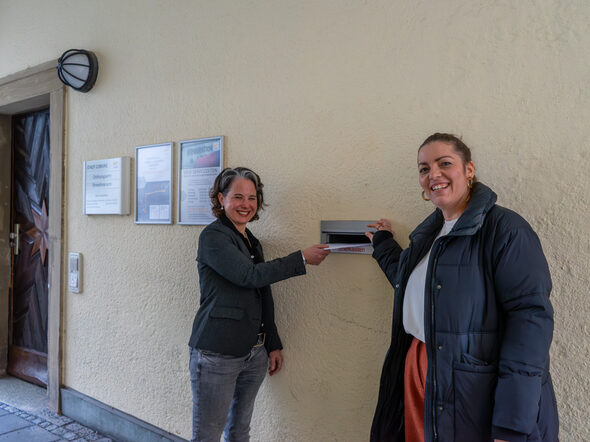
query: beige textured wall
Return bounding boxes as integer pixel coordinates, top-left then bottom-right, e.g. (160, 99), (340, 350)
(1, 1), (589, 440)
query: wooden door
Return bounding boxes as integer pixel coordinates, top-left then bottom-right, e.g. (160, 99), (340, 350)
(7, 108), (50, 387)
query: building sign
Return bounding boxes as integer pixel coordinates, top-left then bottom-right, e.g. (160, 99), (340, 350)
(83, 157), (131, 215)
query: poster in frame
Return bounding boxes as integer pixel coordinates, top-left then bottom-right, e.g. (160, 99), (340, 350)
(178, 136), (224, 225)
(135, 142), (173, 224)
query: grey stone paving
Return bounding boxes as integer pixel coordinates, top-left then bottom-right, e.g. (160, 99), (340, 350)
(0, 402), (112, 442)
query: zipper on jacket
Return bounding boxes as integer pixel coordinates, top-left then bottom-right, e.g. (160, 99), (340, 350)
(430, 257), (438, 442)
(429, 239), (446, 441)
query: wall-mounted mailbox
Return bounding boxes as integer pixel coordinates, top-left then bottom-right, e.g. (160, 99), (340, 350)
(320, 220), (376, 254)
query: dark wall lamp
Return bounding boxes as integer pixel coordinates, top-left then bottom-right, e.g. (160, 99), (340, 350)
(56, 49), (99, 92)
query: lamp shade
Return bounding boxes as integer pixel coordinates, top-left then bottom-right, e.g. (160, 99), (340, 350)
(56, 49), (99, 92)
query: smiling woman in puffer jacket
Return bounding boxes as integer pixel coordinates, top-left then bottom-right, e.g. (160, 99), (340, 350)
(366, 133), (558, 442)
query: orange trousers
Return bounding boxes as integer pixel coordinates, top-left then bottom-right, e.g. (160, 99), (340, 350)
(404, 337), (428, 442)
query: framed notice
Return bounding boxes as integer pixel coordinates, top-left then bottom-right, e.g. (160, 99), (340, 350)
(83, 157), (131, 215)
(135, 143), (173, 224)
(178, 136), (224, 225)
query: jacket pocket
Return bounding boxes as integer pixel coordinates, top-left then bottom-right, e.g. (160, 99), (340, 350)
(453, 355), (497, 442)
(209, 306), (245, 320)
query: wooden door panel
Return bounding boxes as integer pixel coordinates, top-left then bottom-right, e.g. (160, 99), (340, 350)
(8, 108), (50, 386)
(7, 346), (48, 386)
(13, 259), (48, 352)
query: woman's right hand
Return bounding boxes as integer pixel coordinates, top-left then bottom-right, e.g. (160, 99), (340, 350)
(365, 218), (394, 243)
(302, 245), (330, 265)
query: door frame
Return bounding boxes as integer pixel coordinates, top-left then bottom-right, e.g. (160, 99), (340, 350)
(0, 60), (65, 412)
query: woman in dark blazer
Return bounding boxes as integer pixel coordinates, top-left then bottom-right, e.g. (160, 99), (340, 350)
(188, 167), (329, 442)
(367, 134), (558, 442)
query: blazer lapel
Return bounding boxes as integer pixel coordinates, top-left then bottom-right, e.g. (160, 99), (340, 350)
(233, 232), (251, 257)
(217, 216), (252, 258)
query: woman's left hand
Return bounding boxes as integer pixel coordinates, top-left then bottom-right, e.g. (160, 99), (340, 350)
(366, 218), (394, 242)
(269, 350), (283, 376)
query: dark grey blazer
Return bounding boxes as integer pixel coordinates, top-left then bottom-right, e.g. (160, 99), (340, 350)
(188, 218), (306, 357)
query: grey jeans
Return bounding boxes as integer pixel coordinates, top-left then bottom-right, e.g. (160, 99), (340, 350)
(189, 345), (268, 442)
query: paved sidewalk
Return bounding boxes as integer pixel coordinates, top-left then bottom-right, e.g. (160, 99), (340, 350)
(0, 401), (112, 442)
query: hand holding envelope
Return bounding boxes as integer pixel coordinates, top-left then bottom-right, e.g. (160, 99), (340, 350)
(302, 244), (331, 265)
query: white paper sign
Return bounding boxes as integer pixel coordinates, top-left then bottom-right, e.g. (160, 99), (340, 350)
(135, 143), (172, 224)
(83, 157), (130, 215)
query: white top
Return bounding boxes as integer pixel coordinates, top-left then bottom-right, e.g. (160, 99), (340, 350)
(403, 218), (458, 342)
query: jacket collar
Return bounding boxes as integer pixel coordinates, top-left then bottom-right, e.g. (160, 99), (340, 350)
(409, 182), (497, 241)
(219, 213), (243, 235)
(218, 214), (261, 253)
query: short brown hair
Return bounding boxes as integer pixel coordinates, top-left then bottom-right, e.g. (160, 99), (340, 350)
(209, 167), (266, 220)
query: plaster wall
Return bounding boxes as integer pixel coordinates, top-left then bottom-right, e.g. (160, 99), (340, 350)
(1, 1), (589, 440)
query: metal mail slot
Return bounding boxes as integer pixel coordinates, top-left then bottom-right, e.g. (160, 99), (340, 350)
(320, 220), (375, 254)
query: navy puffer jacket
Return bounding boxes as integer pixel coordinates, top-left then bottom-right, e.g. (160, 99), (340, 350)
(369, 183), (558, 442)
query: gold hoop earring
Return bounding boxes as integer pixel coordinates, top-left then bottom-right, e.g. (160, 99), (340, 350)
(421, 190), (430, 201)
(468, 177), (473, 189)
